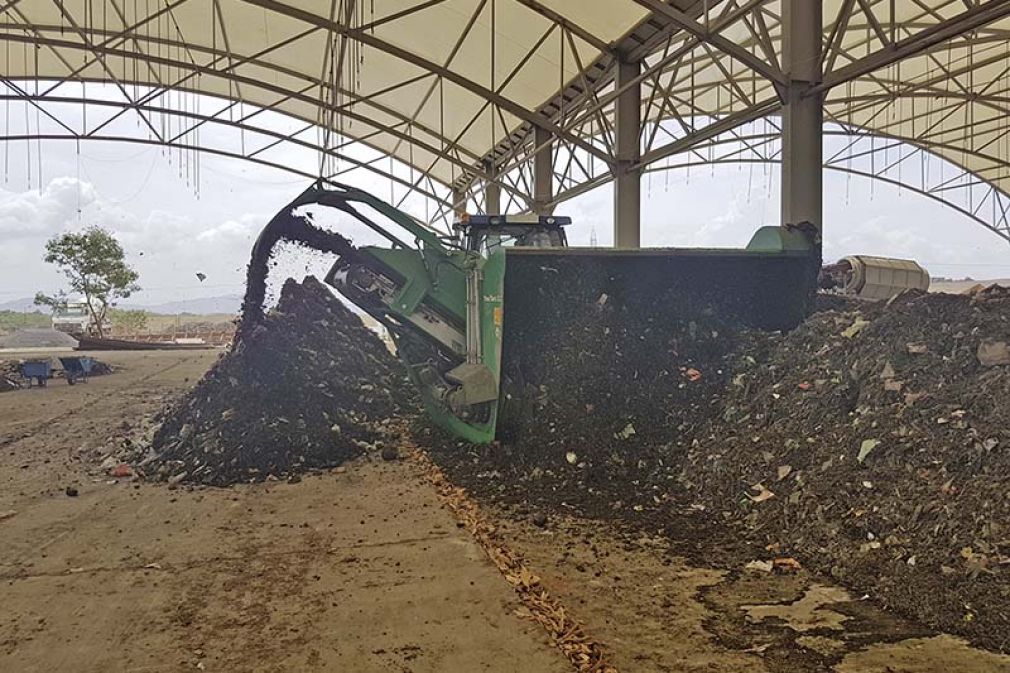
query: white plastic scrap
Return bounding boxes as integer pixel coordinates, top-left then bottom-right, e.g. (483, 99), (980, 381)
(615, 423), (637, 440)
(841, 318), (869, 338)
(857, 439), (880, 463)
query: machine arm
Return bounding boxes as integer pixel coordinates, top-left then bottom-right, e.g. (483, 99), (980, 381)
(239, 181), (455, 338)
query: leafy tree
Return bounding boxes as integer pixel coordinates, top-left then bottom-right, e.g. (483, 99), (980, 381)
(35, 227), (140, 338)
(33, 289), (70, 313)
(109, 308), (149, 333)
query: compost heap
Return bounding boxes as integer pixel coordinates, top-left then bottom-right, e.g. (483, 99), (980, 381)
(427, 256), (764, 515)
(146, 276), (415, 485)
(426, 284), (1010, 650)
(681, 285), (1010, 649)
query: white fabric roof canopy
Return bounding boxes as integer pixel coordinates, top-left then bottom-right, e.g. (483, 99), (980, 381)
(2, 0), (1010, 211)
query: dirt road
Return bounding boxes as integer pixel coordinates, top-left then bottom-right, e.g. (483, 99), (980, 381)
(0, 351), (566, 673)
(2, 350), (1009, 672)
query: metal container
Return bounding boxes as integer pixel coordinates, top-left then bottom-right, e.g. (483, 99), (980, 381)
(838, 255), (931, 300)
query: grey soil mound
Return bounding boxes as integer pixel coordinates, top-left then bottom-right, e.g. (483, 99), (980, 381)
(0, 329), (78, 349)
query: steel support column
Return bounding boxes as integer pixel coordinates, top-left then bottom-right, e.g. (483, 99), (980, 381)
(614, 57), (642, 248)
(484, 160), (502, 250)
(484, 160), (501, 215)
(452, 186), (467, 220)
(533, 126), (553, 215)
(781, 0), (823, 234)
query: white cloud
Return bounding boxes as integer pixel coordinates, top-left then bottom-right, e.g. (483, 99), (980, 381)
(0, 174), (282, 303)
(0, 177), (99, 238)
(195, 213), (266, 245)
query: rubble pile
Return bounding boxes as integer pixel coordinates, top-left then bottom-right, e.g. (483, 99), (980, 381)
(143, 277), (415, 485)
(0, 361), (20, 391)
(88, 360), (115, 376)
(681, 285), (1010, 646)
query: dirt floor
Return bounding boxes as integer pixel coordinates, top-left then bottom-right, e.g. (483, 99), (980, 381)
(496, 514), (1010, 673)
(2, 350), (1010, 672)
(0, 351), (566, 673)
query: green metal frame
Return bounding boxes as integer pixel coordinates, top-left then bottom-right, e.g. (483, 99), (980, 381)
(265, 183), (817, 445)
(290, 182), (506, 443)
(388, 248), (505, 445)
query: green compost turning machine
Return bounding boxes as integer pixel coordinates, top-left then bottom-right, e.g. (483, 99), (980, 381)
(243, 182), (819, 444)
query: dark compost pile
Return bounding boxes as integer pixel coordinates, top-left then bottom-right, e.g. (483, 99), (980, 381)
(426, 251), (811, 518)
(146, 277), (415, 485)
(681, 285), (1010, 649)
(426, 282), (1010, 651)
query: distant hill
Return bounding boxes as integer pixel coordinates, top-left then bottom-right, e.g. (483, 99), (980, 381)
(0, 298), (44, 313)
(0, 294), (242, 316)
(122, 295), (243, 315)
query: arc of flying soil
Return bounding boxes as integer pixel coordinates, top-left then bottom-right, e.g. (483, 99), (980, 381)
(403, 441), (618, 673)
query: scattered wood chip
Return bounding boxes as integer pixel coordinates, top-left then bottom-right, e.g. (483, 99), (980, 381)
(745, 560), (774, 572)
(841, 318), (869, 338)
(405, 436), (618, 673)
(747, 484), (775, 503)
(857, 439), (880, 463)
(773, 557), (803, 574)
(978, 340), (1010, 366)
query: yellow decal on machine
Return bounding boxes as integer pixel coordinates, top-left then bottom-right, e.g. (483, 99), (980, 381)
(493, 307), (503, 326)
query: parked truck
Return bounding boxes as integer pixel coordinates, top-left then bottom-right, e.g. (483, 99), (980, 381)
(51, 301), (110, 336)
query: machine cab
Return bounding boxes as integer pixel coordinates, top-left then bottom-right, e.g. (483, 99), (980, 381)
(453, 214), (571, 253)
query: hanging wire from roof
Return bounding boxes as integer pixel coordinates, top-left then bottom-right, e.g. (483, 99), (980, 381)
(319, 0), (368, 182)
(2, 7), (10, 185)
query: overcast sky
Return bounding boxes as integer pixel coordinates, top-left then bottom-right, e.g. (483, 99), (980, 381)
(1, 102), (1009, 307)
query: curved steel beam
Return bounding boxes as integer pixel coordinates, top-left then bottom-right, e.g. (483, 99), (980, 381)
(5, 99), (1008, 243)
(816, 0), (1010, 94)
(0, 30), (491, 173)
(0, 132), (358, 188)
(235, 0), (613, 165)
(0, 92), (456, 202)
(642, 156), (1010, 242)
(0, 88), (537, 208)
(635, 153), (1010, 244)
(0, 130), (462, 231)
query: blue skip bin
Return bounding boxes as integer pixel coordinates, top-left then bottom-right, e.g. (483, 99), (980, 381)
(19, 360), (52, 388)
(59, 356), (95, 385)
